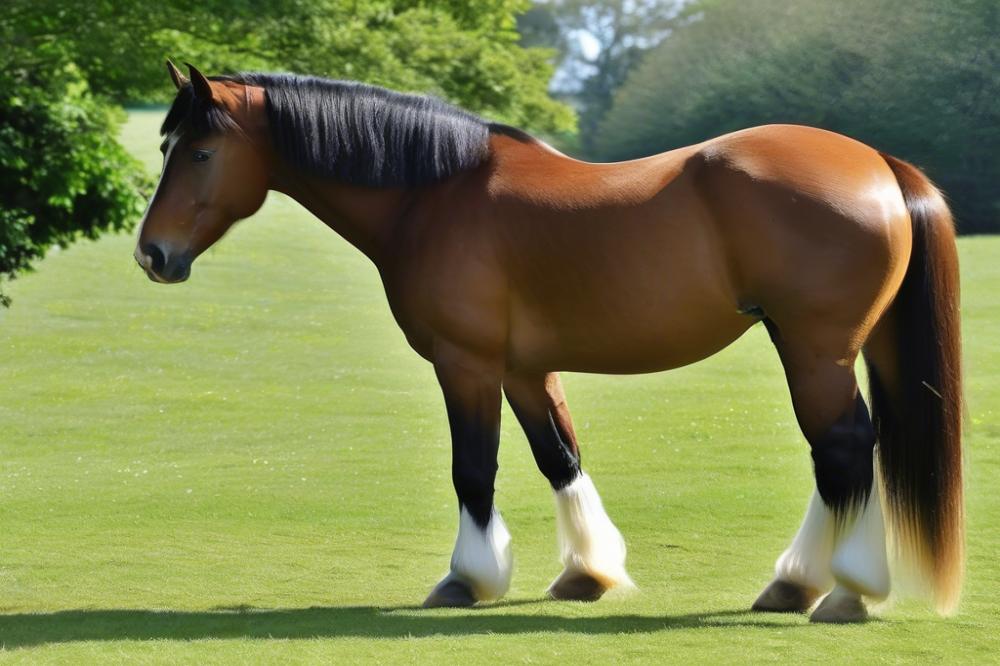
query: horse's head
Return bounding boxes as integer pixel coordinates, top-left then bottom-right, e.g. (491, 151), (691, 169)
(135, 62), (271, 283)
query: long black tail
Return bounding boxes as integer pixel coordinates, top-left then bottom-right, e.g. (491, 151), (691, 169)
(865, 153), (963, 614)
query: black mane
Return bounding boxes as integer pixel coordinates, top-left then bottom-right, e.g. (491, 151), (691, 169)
(161, 73), (510, 187)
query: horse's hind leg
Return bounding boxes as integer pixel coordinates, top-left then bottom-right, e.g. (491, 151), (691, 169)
(504, 371), (633, 600)
(754, 324), (889, 622)
(753, 488), (833, 612)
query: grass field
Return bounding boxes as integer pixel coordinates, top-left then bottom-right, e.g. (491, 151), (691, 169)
(1, 110), (998, 663)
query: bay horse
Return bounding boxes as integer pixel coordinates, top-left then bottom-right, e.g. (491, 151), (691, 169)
(134, 62), (963, 623)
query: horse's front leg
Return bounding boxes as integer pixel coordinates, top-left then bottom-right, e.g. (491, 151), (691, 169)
(504, 371), (633, 601)
(423, 343), (511, 608)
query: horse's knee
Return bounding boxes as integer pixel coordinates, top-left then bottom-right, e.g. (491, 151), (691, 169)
(809, 394), (875, 514)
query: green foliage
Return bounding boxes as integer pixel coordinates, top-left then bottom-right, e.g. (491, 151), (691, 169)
(0, 62), (148, 307)
(238, 1), (574, 132)
(519, 1), (680, 156)
(7, 0), (574, 134)
(595, 0), (999, 233)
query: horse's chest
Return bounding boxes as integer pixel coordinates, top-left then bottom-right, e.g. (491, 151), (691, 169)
(379, 259), (508, 362)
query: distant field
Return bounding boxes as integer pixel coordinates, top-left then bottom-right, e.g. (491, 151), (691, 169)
(0, 109), (997, 663)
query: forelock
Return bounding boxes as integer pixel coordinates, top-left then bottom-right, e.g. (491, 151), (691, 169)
(160, 82), (241, 137)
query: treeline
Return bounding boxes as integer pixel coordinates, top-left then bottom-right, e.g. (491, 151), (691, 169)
(594, 0), (998, 233)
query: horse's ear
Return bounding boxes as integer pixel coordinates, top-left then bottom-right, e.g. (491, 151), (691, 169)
(166, 59), (188, 90)
(185, 63), (215, 102)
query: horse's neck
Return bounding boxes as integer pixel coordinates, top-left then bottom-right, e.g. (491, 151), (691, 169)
(270, 170), (412, 263)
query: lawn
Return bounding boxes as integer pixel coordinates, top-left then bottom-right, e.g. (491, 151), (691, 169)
(0, 110), (997, 663)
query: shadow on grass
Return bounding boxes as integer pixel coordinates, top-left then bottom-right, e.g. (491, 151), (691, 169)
(0, 600), (805, 649)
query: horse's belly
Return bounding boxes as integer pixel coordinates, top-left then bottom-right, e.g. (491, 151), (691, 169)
(506, 296), (752, 374)
(503, 212), (751, 373)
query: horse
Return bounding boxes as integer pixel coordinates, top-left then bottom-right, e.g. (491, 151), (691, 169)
(134, 61), (963, 623)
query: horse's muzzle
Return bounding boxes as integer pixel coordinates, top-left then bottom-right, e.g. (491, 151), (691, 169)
(135, 242), (191, 284)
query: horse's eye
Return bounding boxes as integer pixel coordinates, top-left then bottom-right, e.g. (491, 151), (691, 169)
(192, 149), (214, 163)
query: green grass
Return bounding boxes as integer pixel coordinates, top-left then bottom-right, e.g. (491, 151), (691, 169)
(1, 109), (998, 663)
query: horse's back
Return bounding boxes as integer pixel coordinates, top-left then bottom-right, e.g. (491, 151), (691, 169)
(700, 124), (908, 227)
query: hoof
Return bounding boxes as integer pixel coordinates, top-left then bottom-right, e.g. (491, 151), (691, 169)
(752, 579), (821, 613)
(810, 586), (869, 624)
(423, 577), (477, 608)
(548, 570), (608, 602)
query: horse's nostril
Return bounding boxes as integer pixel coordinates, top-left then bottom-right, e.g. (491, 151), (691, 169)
(143, 243), (166, 274)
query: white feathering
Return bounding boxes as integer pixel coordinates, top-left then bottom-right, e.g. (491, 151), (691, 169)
(775, 489), (836, 593)
(552, 472), (634, 590)
(447, 506), (513, 601)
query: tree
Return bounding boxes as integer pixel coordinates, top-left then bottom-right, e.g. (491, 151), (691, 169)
(1, 6), (149, 307)
(9, 0), (574, 133)
(595, 0), (999, 233)
(520, 0), (680, 156)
